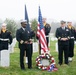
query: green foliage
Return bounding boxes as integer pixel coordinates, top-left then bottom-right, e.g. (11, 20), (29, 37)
(0, 41), (76, 75)
(31, 19), (37, 32)
(31, 19), (38, 42)
(4, 18), (17, 38)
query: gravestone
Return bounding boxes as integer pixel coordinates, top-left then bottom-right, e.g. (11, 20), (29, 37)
(9, 38), (17, 53)
(33, 42), (38, 53)
(0, 50), (10, 67)
(56, 42), (58, 52)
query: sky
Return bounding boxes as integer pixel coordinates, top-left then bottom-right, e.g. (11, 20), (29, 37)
(0, 0), (76, 22)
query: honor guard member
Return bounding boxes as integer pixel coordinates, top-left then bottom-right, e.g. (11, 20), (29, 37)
(0, 23), (12, 67)
(0, 23), (12, 50)
(43, 18), (51, 47)
(55, 20), (70, 66)
(16, 20), (32, 70)
(25, 23), (35, 64)
(67, 21), (75, 62)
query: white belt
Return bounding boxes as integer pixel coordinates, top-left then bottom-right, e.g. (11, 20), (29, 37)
(46, 35), (49, 37)
(70, 37), (74, 39)
(0, 38), (9, 41)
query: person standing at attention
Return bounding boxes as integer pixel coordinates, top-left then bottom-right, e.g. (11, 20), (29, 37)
(0, 23), (12, 67)
(16, 20), (32, 70)
(67, 21), (75, 62)
(55, 20), (70, 66)
(43, 18), (51, 47)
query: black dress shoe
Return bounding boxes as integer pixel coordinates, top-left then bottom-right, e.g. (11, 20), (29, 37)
(28, 67), (32, 69)
(58, 63), (62, 66)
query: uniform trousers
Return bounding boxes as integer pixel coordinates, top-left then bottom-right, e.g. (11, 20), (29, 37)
(58, 44), (69, 64)
(68, 39), (74, 57)
(46, 37), (49, 47)
(19, 44), (32, 69)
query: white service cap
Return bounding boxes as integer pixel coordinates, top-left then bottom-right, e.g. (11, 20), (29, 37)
(2, 23), (7, 26)
(20, 19), (27, 23)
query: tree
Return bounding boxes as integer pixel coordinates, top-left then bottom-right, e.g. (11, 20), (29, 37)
(4, 18), (17, 38)
(31, 19), (37, 32)
(30, 19), (38, 42)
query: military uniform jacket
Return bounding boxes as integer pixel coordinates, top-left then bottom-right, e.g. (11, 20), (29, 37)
(0, 30), (12, 50)
(68, 27), (75, 40)
(16, 28), (31, 49)
(44, 24), (51, 36)
(55, 27), (70, 45)
(74, 30), (76, 40)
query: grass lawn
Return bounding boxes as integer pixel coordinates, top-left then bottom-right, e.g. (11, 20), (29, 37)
(0, 41), (76, 75)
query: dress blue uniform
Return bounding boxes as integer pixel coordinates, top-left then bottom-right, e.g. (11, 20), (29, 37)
(0, 30), (12, 50)
(55, 21), (70, 65)
(67, 22), (76, 61)
(16, 20), (34, 69)
(0, 23), (12, 67)
(44, 23), (51, 47)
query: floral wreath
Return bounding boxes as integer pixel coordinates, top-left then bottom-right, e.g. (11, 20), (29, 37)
(36, 53), (58, 72)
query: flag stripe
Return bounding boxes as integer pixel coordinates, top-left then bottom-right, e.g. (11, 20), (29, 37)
(40, 29), (47, 45)
(37, 6), (48, 53)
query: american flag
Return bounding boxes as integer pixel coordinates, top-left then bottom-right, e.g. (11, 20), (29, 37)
(37, 6), (48, 53)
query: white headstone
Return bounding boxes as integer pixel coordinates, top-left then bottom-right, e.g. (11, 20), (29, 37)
(56, 42), (58, 52)
(75, 41), (76, 44)
(9, 38), (17, 53)
(9, 44), (14, 53)
(33, 42), (38, 53)
(0, 50), (10, 67)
